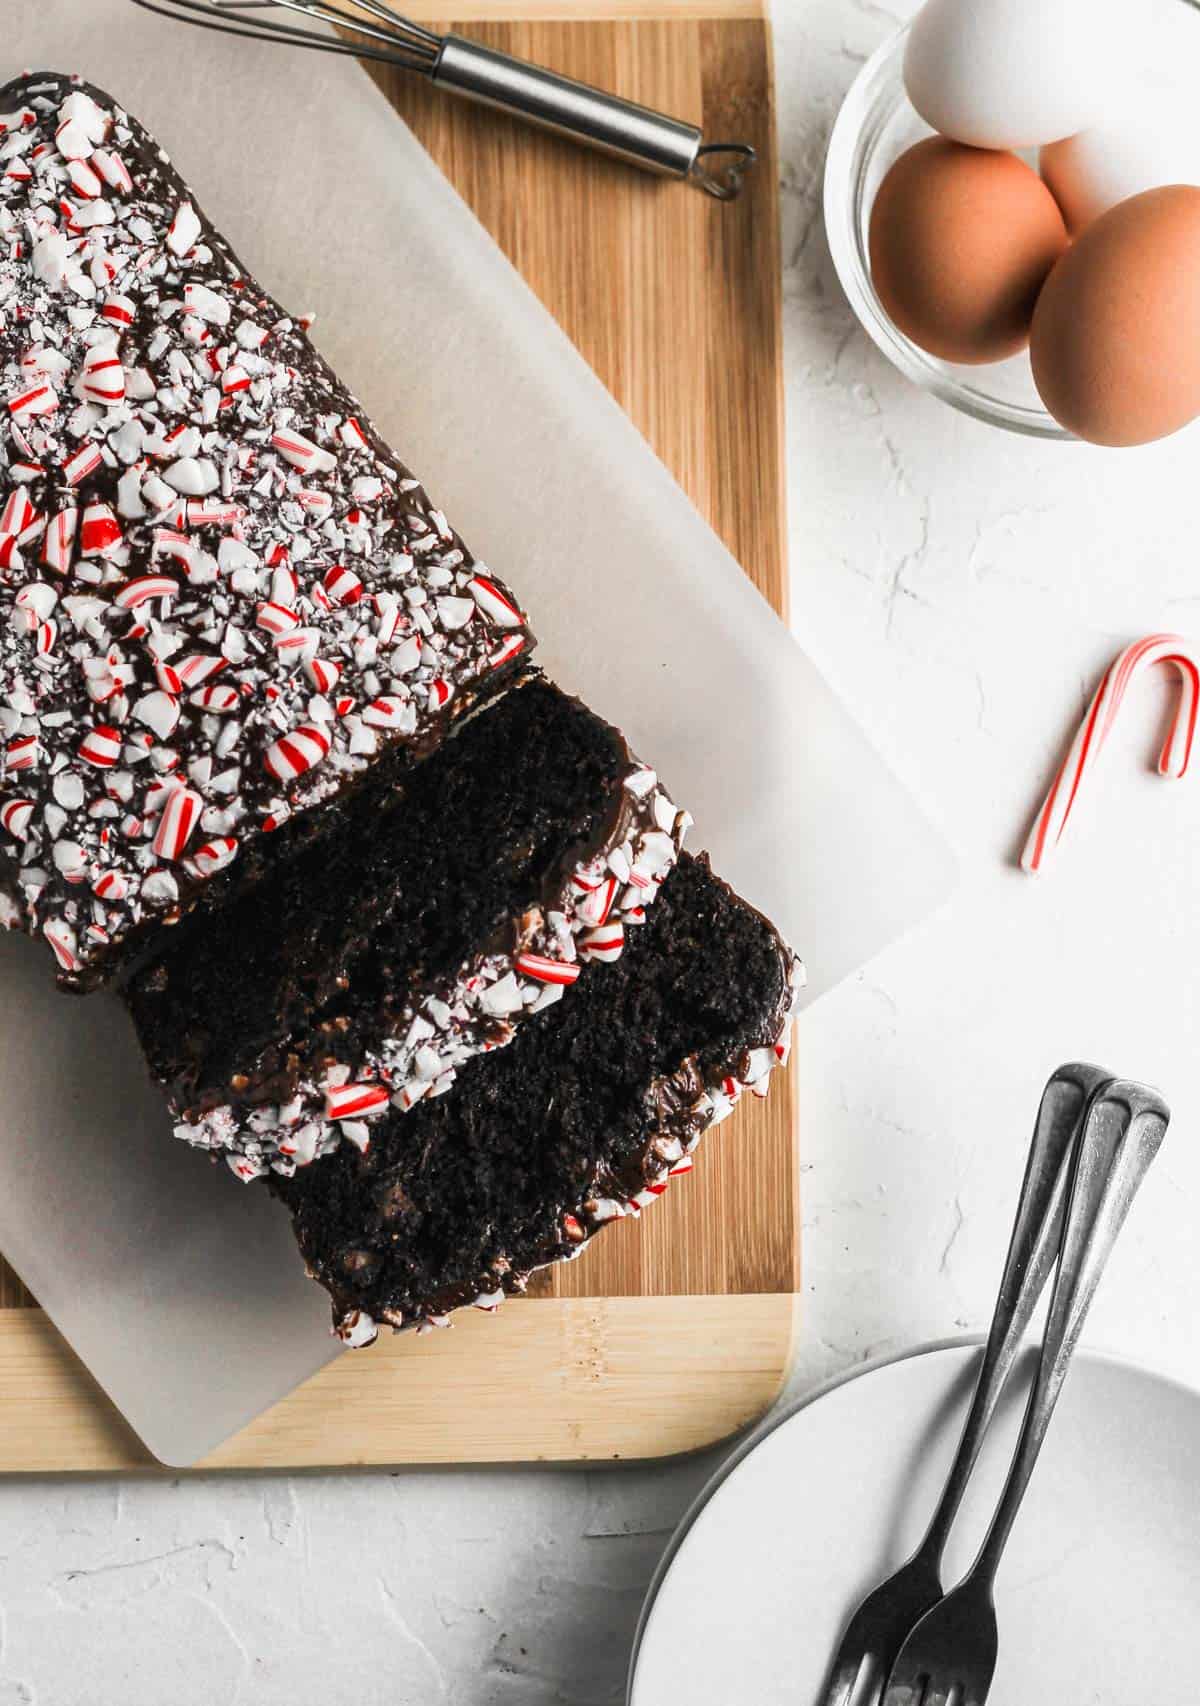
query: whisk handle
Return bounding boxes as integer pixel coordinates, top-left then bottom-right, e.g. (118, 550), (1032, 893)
(433, 35), (716, 185)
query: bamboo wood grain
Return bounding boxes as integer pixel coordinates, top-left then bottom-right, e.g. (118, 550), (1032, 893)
(347, 1), (765, 19)
(0, 9), (796, 1466)
(0, 1295), (792, 1469)
(356, 15), (794, 1309)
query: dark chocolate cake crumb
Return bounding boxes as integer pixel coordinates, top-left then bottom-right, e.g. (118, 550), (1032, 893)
(125, 672), (689, 1175)
(272, 853), (801, 1345)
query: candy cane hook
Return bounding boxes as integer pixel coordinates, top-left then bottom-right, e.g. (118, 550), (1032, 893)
(1021, 633), (1200, 875)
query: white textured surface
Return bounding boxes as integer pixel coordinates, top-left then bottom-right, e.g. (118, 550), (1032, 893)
(5, 3), (1200, 1699)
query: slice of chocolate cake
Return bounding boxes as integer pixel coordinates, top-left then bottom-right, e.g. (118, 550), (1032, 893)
(0, 74), (532, 990)
(271, 852), (802, 1346)
(125, 672), (689, 1178)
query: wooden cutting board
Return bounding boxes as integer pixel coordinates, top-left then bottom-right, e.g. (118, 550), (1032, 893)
(0, 0), (796, 1469)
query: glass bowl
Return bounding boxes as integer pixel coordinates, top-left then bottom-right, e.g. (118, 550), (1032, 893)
(823, 25), (1068, 438)
(823, 0), (1200, 439)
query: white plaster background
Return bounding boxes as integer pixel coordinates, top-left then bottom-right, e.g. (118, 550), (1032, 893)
(2, 2), (1198, 1699)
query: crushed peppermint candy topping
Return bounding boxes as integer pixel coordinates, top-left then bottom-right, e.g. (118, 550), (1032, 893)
(513, 951), (580, 986)
(325, 1081), (390, 1122)
(579, 921), (625, 962)
(173, 763), (693, 1174)
(151, 784), (202, 862)
(0, 75), (531, 986)
(336, 1309), (379, 1349)
(43, 916), (78, 971)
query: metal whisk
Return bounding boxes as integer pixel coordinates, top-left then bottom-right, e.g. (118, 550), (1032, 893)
(130, 0), (757, 199)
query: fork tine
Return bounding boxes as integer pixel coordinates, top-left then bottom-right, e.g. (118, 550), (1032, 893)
(848, 1654), (886, 1706)
(819, 1652), (866, 1706)
(880, 1673), (924, 1706)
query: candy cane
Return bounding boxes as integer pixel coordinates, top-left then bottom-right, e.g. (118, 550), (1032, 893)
(1022, 633), (1200, 875)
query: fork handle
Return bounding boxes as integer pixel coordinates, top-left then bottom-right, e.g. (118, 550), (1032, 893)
(969, 1079), (1168, 1589)
(915, 1064), (1110, 1570)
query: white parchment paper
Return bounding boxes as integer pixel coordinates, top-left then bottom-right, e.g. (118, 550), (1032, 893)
(0, 0), (955, 1465)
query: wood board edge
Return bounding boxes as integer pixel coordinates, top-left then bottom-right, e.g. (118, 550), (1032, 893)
(0, 1296), (795, 1472)
(348, 1), (766, 20)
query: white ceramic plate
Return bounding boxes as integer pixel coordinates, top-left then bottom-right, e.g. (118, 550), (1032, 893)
(630, 1342), (1200, 1704)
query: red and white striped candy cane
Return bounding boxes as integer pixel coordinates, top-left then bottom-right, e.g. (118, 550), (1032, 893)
(1022, 633), (1200, 875)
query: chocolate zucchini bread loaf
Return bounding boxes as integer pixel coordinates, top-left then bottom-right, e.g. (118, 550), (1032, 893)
(272, 853), (802, 1345)
(0, 74), (802, 1349)
(0, 74), (530, 990)
(125, 672), (689, 1177)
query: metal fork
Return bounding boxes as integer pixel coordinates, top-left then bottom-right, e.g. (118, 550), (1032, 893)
(816, 1062), (1111, 1706)
(880, 1077), (1169, 1706)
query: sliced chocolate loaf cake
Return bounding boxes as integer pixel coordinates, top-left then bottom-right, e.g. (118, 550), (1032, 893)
(0, 74), (531, 990)
(271, 853), (801, 1345)
(0, 74), (801, 1357)
(125, 673), (689, 1177)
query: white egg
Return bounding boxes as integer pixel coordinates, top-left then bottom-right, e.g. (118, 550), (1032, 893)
(903, 0), (1127, 150)
(1040, 75), (1200, 231)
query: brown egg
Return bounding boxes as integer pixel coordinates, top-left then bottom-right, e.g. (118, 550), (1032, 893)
(869, 138), (1069, 365)
(1031, 185), (1200, 446)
